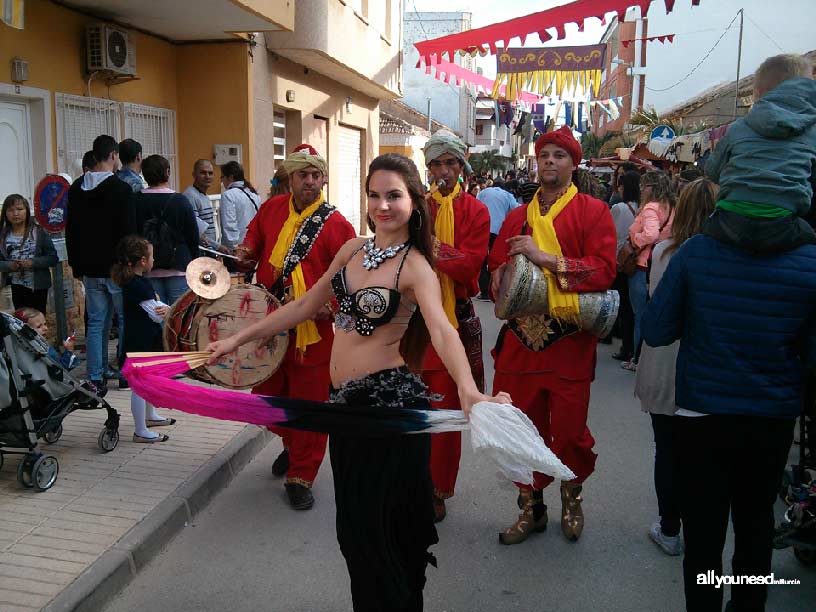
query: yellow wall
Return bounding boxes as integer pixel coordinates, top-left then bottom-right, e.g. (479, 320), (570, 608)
(176, 43), (252, 186)
(0, 0), (179, 170)
(0, 1), (252, 189)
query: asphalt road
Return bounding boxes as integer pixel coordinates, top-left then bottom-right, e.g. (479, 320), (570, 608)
(103, 302), (814, 612)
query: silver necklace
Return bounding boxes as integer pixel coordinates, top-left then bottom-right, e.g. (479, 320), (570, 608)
(362, 238), (408, 270)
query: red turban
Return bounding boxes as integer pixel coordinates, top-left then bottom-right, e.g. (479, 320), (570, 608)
(534, 125), (582, 166)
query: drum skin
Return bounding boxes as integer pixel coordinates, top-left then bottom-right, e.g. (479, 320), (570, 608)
(163, 285), (288, 389)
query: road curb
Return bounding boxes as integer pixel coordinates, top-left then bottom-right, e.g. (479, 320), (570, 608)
(41, 425), (272, 612)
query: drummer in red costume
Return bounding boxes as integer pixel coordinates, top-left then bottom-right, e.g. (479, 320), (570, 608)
(421, 129), (490, 522)
(489, 126), (616, 544)
(235, 144), (355, 510)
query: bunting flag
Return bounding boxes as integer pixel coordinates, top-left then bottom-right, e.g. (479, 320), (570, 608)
(421, 59), (542, 104)
(621, 34), (675, 47)
(2, 0), (24, 29)
(414, 0), (705, 67)
(492, 44), (606, 101)
(121, 353), (577, 483)
(564, 102), (574, 128)
(532, 104), (550, 133)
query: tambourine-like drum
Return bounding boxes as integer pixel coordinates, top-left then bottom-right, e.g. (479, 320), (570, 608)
(495, 254), (620, 338)
(163, 284), (288, 389)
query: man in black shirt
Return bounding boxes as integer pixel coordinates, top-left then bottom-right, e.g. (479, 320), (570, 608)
(66, 135), (132, 393)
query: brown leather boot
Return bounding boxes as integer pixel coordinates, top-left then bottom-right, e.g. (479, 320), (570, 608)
(499, 489), (547, 545)
(560, 481), (584, 541)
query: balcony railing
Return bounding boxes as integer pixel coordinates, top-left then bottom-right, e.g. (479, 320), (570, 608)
(474, 137), (498, 147)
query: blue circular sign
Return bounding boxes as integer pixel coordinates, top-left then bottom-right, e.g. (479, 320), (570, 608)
(650, 125), (676, 141)
(34, 174), (71, 233)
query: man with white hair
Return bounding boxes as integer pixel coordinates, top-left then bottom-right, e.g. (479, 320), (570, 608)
(235, 144), (355, 510)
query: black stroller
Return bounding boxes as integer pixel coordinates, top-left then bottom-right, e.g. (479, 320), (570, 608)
(774, 373), (816, 565)
(0, 312), (120, 491)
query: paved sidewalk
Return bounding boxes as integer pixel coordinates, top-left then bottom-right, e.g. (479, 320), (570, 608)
(0, 382), (270, 612)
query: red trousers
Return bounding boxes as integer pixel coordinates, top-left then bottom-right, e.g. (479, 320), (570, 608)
(423, 369), (461, 499)
(492, 370), (597, 490)
(253, 358), (331, 487)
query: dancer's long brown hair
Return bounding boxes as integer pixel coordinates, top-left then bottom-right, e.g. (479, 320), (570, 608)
(365, 153), (434, 371)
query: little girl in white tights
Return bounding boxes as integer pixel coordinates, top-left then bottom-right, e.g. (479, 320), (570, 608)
(111, 235), (175, 443)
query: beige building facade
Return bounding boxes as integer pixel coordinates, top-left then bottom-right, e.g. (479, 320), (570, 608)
(253, 0), (403, 233)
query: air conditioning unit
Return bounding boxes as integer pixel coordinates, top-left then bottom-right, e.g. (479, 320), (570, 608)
(86, 24), (136, 76)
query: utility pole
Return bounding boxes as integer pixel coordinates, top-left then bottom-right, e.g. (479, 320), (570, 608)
(734, 8), (744, 120)
(426, 97), (432, 132)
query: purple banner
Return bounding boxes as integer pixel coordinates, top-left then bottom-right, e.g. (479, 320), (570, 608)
(497, 45), (606, 73)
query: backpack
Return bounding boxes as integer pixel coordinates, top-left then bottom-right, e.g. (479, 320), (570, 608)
(142, 207), (178, 269)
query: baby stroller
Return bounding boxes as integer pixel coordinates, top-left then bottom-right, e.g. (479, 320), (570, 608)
(0, 312), (120, 491)
(774, 373), (816, 565)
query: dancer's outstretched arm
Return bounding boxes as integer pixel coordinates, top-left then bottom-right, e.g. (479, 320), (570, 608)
(207, 237), (366, 361)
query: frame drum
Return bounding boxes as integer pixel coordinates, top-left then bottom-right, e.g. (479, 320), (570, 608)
(163, 284), (287, 389)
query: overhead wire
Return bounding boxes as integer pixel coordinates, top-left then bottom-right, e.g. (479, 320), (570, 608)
(744, 13), (784, 52)
(645, 10), (741, 93)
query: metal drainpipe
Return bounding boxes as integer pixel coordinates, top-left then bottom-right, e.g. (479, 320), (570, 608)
(631, 16), (644, 112)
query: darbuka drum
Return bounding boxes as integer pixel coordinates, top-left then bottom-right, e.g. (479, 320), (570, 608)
(495, 254), (620, 338)
(163, 284), (287, 389)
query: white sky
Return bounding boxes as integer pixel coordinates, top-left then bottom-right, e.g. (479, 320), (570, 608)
(407, 0), (816, 111)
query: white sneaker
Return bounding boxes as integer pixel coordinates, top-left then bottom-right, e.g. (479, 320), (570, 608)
(649, 522), (683, 556)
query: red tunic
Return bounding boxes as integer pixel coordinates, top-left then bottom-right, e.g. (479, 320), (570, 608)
(240, 194), (356, 366)
(488, 193), (617, 380)
(422, 191), (490, 372)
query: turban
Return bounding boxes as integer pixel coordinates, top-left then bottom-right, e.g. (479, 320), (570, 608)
(422, 129), (473, 175)
(534, 125), (583, 166)
(282, 143), (327, 176)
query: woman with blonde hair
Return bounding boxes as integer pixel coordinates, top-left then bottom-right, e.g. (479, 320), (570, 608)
(635, 178), (718, 555)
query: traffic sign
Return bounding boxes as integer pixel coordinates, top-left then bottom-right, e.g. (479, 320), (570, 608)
(33, 174), (71, 233)
(650, 125), (676, 141)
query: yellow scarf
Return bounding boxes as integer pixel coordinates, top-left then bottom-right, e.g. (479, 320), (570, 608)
(268, 193), (324, 357)
(431, 181), (461, 328)
(526, 183), (581, 325)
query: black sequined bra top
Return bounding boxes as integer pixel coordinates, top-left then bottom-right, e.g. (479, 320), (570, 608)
(331, 243), (417, 336)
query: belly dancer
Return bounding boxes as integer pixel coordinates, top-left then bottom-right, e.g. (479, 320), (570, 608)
(208, 153), (510, 611)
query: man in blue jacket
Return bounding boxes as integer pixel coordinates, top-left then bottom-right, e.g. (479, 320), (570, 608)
(642, 53), (816, 612)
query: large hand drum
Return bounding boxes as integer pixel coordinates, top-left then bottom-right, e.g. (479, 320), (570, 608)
(164, 284), (287, 389)
(495, 254), (619, 338)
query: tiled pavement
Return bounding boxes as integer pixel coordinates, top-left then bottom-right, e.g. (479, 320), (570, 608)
(0, 370), (268, 611)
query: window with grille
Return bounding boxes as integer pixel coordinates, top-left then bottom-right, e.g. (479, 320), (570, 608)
(123, 102), (178, 188)
(273, 110), (286, 167)
(55, 93), (121, 178)
(55, 93), (177, 187)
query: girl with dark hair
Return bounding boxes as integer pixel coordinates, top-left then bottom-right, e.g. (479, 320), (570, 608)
(623, 170), (677, 371)
(111, 235), (175, 443)
(208, 153), (510, 611)
(0, 194), (58, 313)
(219, 161), (260, 248)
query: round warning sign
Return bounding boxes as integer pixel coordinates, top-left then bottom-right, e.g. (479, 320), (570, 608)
(34, 174), (71, 233)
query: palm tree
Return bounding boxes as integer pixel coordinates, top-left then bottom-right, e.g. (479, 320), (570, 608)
(469, 149), (506, 176)
(580, 132), (617, 159)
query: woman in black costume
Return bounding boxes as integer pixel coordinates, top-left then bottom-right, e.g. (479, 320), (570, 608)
(208, 153), (510, 611)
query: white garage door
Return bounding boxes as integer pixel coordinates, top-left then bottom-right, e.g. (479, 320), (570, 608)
(0, 100), (33, 202)
(337, 126), (362, 234)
